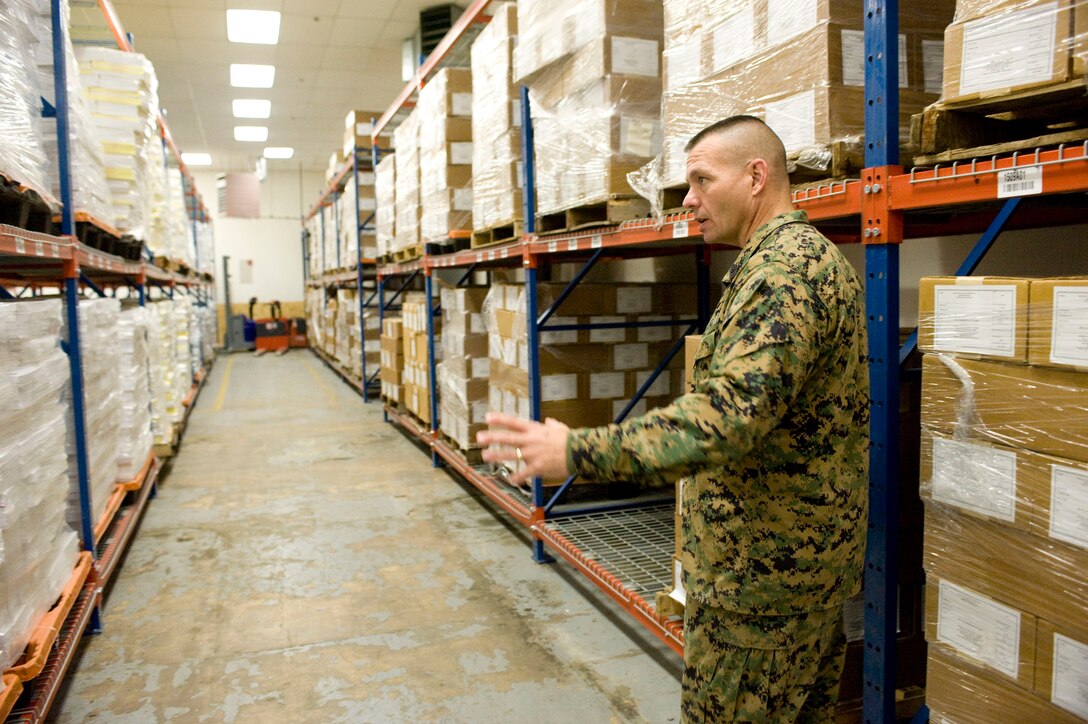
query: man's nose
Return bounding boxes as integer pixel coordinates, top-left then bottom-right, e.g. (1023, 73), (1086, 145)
(682, 188), (696, 209)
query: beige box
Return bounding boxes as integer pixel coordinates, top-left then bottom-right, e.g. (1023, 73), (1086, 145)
(921, 354), (1088, 463)
(917, 276), (1031, 361)
(343, 109), (392, 157)
(1029, 278), (1088, 370)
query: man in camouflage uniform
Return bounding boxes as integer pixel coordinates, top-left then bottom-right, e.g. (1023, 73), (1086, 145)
(478, 116), (869, 722)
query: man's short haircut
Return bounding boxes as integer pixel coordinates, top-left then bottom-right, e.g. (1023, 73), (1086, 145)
(684, 115), (781, 154)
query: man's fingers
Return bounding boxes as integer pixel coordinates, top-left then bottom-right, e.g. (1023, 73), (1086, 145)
(484, 412), (534, 432)
(477, 429), (524, 448)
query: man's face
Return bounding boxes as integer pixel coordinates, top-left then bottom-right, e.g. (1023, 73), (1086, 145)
(682, 133), (750, 247)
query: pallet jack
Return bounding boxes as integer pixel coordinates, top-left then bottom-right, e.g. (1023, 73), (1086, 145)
(252, 298), (290, 356)
(222, 254), (306, 355)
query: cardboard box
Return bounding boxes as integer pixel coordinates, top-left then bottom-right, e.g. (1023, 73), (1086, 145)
(1034, 619), (1088, 717)
(343, 109), (392, 157)
(1029, 278), (1088, 371)
(941, 0), (1077, 103)
(921, 354), (1088, 463)
(926, 646), (1084, 724)
(918, 276), (1031, 361)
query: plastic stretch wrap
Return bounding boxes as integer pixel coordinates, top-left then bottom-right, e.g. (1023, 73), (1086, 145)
(918, 275), (1088, 723)
(437, 286), (490, 450)
(629, 0), (955, 221)
(418, 68), (474, 245)
(165, 168), (195, 267)
(75, 46), (161, 241)
(470, 2), (523, 233)
(33, 0), (113, 224)
(147, 300), (182, 445)
(340, 177), (356, 268)
(320, 202), (336, 273)
(393, 112), (421, 254)
(940, 0), (1087, 105)
(375, 155), (396, 258)
(194, 219), (215, 277)
(304, 215), (320, 277)
(0, 0), (53, 204)
(0, 298), (80, 671)
(482, 281), (694, 480)
(515, 0), (664, 216)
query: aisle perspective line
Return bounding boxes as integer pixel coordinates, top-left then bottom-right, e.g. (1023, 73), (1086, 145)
(213, 356), (236, 411)
(303, 358), (340, 407)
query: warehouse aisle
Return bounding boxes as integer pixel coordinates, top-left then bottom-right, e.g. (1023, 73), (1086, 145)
(53, 351), (681, 723)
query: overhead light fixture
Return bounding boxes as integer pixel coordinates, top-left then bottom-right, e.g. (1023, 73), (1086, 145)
(263, 147), (294, 159)
(234, 126), (268, 142)
(232, 99), (271, 119)
(226, 9), (281, 45)
(181, 152), (212, 166)
(230, 64), (275, 89)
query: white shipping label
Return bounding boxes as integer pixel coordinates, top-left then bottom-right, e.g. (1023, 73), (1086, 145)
(639, 316), (674, 343)
(450, 142), (474, 165)
(511, 99), (522, 127)
(933, 285), (1018, 357)
(453, 187), (474, 212)
(620, 117), (660, 157)
(517, 395), (531, 420)
(611, 36), (660, 77)
(841, 30), (907, 88)
(590, 316), (627, 343)
(614, 398), (648, 420)
(768, 0), (817, 44)
(617, 286), (652, 314)
(590, 372), (626, 400)
(358, 171), (376, 185)
(712, 7), (756, 72)
(931, 437), (1017, 521)
(960, 2), (1058, 95)
(637, 370), (671, 398)
(359, 198), (377, 211)
(353, 121), (375, 135)
(471, 401), (489, 425)
(666, 38), (702, 91)
(1050, 287), (1088, 366)
(614, 343), (649, 370)
(997, 165), (1042, 198)
(1052, 633), (1088, 718)
(542, 373), (577, 402)
(452, 92), (474, 117)
(842, 594), (865, 643)
(518, 342), (528, 371)
(470, 314), (486, 335)
(1050, 464), (1088, 549)
(541, 316), (578, 345)
(471, 357), (491, 379)
(764, 91), (816, 153)
(937, 579), (1022, 678)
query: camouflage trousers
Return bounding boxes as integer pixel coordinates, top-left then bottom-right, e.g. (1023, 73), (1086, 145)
(681, 598), (846, 723)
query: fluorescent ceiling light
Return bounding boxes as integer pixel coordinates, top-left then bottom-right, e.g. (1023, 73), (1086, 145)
(263, 147), (294, 159)
(181, 152), (212, 166)
(227, 9), (281, 44)
(233, 99), (271, 118)
(230, 64), (275, 88)
(234, 126), (268, 142)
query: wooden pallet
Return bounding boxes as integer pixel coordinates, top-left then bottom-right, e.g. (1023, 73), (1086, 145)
(0, 175), (54, 234)
(786, 140), (868, 183)
(912, 80), (1088, 165)
(471, 218), (525, 249)
(537, 196), (651, 234)
(438, 433), (484, 465)
(393, 244), (423, 263)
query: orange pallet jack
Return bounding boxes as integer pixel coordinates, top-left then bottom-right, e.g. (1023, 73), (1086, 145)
(287, 318), (308, 348)
(253, 299), (290, 356)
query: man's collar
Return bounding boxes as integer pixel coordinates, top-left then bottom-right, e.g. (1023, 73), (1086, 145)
(747, 210), (809, 251)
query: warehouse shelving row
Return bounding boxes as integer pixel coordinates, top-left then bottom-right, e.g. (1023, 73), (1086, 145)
(299, 2), (1088, 723)
(2, 1), (215, 721)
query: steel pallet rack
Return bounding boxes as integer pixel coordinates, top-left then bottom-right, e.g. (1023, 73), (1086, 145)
(359, 1), (1088, 722)
(303, 149), (383, 400)
(2, 1), (215, 721)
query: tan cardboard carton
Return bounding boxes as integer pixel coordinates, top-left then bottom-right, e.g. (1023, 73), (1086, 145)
(1029, 277), (1088, 370)
(1034, 618), (1088, 717)
(917, 276), (1031, 361)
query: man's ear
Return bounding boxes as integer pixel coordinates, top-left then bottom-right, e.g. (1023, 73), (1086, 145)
(749, 158), (769, 196)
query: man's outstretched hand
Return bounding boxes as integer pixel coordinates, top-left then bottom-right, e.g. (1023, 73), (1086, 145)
(476, 412), (573, 485)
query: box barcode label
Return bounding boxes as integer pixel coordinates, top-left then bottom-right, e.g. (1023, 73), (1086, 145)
(673, 221), (690, 238)
(14, 238), (25, 253)
(591, 234), (602, 249)
(997, 166), (1042, 198)
(548, 240), (558, 253)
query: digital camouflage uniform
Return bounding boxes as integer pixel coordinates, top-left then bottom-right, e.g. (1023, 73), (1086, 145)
(566, 210), (869, 723)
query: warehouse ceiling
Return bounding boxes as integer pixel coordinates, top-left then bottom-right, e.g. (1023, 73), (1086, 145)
(70, 0), (471, 176)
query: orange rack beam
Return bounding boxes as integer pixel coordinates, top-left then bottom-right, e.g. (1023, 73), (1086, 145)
(431, 437), (533, 526)
(4, 552), (94, 683)
(96, 456), (160, 587)
(0, 674), (22, 721)
(93, 485), (127, 545)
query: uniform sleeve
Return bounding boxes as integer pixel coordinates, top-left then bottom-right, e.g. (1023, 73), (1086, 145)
(566, 264), (825, 486)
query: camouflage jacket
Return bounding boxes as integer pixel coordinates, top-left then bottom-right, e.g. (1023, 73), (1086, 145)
(567, 210), (869, 616)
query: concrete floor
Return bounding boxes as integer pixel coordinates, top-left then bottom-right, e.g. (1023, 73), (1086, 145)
(53, 351), (682, 723)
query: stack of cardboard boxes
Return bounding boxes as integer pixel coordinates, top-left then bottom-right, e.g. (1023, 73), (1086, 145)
(470, 3), (523, 236)
(418, 68), (474, 249)
(380, 317), (405, 406)
(401, 293), (441, 425)
(918, 276), (1088, 723)
(321, 203), (336, 273)
(342, 109), (392, 163)
(513, 0), (664, 217)
(375, 154), (396, 259)
(334, 288), (356, 370)
(656, 0), (953, 186)
(393, 112), (421, 257)
(437, 287), (491, 452)
(340, 168), (379, 265)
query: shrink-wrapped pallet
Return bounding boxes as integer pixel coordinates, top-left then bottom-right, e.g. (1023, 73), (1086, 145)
(147, 300), (182, 445)
(418, 68), (474, 247)
(375, 154), (396, 258)
(393, 111), (421, 255)
(0, 0), (53, 204)
(115, 306), (153, 481)
(0, 299), (82, 669)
